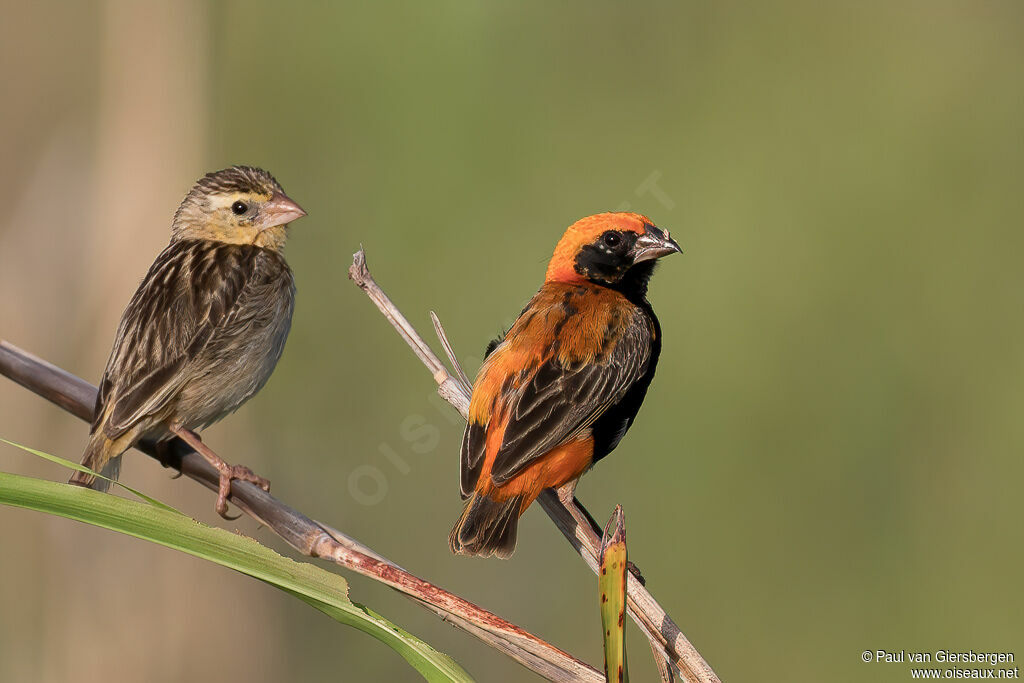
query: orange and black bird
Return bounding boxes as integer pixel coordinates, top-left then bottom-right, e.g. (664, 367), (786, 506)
(449, 212), (681, 558)
(69, 166), (306, 517)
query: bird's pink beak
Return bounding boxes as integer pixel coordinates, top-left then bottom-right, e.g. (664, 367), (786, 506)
(260, 192), (307, 229)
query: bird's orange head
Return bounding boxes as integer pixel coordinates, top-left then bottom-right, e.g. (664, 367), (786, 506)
(544, 212), (681, 287)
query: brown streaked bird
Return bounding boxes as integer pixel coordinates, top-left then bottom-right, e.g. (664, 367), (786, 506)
(449, 212), (681, 558)
(69, 166), (306, 517)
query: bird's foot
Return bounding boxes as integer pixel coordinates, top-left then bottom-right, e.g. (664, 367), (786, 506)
(212, 463), (271, 519)
(168, 423), (270, 519)
(627, 560), (646, 587)
(556, 480), (578, 508)
(554, 481), (604, 554)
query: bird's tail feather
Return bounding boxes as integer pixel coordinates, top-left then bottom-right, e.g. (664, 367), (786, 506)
(68, 434), (122, 492)
(449, 492), (523, 559)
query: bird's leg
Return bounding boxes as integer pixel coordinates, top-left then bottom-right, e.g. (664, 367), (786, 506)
(556, 481), (603, 552)
(556, 481), (647, 586)
(168, 423), (270, 518)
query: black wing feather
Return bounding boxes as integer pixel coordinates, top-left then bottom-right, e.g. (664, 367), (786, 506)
(459, 422), (487, 498)
(489, 312), (653, 485)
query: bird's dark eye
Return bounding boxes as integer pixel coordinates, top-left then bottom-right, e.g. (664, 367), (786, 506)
(231, 201), (248, 215)
(602, 232), (622, 248)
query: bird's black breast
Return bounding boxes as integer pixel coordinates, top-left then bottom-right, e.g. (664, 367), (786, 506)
(590, 301), (662, 463)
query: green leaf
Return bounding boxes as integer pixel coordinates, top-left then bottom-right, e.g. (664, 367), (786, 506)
(0, 470), (472, 682)
(599, 505), (629, 683)
(0, 437), (179, 513)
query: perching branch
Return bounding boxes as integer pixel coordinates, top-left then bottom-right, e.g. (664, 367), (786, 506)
(0, 340), (601, 683)
(348, 248), (721, 683)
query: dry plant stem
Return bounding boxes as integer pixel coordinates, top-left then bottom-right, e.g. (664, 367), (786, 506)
(652, 645), (675, 683)
(430, 311), (472, 390)
(0, 340), (601, 683)
(560, 493), (671, 682)
(348, 249), (722, 683)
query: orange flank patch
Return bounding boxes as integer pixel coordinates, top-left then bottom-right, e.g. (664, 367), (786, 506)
(478, 436), (595, 512)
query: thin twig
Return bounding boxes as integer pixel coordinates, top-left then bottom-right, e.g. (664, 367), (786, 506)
(430, 311), (472, 390)
(348, 248), (722, 683)
(0, 339), (602, 683)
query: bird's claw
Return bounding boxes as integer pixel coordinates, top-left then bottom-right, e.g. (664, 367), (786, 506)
(627, 560), (646, 586)
(214, 465), (271, 519)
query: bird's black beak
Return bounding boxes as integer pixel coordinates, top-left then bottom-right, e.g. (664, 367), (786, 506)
(630, 224), (682, 263)
(260, 193), (307, 229)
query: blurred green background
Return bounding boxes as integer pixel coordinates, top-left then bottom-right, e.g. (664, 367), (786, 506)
(2, 2), (1023, 681)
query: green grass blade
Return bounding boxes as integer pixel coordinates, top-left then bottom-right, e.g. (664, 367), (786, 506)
(599, 505), (629, 683)
(0, 470), (472, 682)
(0, 438), (179, 513)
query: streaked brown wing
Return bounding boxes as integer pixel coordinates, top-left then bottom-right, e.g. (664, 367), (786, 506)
(96, 240), (257, 438)
(489, 310), (653, 486)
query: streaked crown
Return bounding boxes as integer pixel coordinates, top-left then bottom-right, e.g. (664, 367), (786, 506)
(171, 166), (306, 250)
